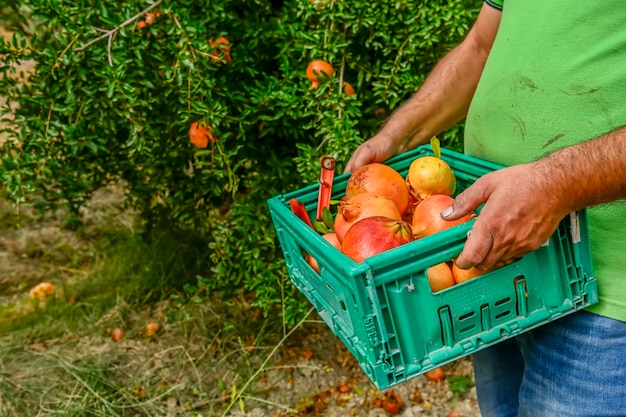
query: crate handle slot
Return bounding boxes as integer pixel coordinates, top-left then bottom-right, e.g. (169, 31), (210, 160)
(514, 276), (528, 317)
(480, 304), (491, 331)
(438, 306), (454, 346)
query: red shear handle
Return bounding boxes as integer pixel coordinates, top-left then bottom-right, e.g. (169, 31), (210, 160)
(316, 155), (336, 221)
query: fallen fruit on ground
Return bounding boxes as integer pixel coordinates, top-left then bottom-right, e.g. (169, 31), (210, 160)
(427, 262), (455, 292)
(146, 322), (160, 336)
(425, 367), (445, 382)
(341, 216), (413, 263)
(111, 328), (125, 342)
(333, 193), (403, 243)
(28, 282), (55, 299)
(306, 59), (334, 89)
(189, 121), (216, 149)
(412, 194), (473, 239)
(381, 391), (403, 415)
(305, 232), (341, 274)
(346, 162), (410, 214)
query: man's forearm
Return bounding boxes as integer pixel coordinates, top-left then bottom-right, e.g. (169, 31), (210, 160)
(378, 4), (501, 152)
(535, 126), (626, 216)
(383, 42), (489, 152)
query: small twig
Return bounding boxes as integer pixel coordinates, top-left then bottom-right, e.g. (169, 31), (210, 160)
(187, 67), (192, 114)
(76, 0), (164, 52)
(44, 100), (54, 139)
(51, 34), (80, 72)
(107, 31), (114, 66)
(240, 394), (298, 414)
(383, 38), (410, 98)
(220, 308), (315, 417)
(89, 26), (108, 33)
(338, 55), (346, 119)
(46, 264), (90, 275)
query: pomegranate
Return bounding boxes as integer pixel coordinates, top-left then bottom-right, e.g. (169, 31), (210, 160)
(343, 82), (355, 95)
(341, 216), (413, 263)
(452, 263), (484, 284)
(209, 37), (232, 63)
(145, 12), (156, 25)
(427, 262), (455, 292)
(111, 328), (125, 342)
(345, 163), (410, 214)
(401, 192), (420, 223)
(412, 194), (473, 239)
(305, 232), (342, 274)
(306, 60), (334, 89)
(333, 193), (402, 243)
(28, 282), (55, 299)
(146, 322), (160, 337)
(425, 367), (445, 382)
(406, 155), (456, 200)
(189, 121), (216, 149)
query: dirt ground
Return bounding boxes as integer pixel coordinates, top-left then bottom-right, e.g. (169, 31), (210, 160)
(0, 191), (482, 417)
(0, 24), (481, 417)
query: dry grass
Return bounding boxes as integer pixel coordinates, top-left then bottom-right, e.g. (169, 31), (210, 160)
(0, 17), (479, 417)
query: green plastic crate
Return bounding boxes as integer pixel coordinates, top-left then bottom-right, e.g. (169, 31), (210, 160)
(267, 145), (598, 390)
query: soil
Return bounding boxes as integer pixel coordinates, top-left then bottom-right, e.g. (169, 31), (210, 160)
(0, 24), (482, 417)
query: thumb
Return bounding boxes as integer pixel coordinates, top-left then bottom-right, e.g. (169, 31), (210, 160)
(440, 186), (485, 221)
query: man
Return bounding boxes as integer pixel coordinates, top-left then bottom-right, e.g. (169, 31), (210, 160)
(344, 1), (626, 416)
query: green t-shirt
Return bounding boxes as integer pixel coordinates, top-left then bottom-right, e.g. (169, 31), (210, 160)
(465, 0), (626, 321)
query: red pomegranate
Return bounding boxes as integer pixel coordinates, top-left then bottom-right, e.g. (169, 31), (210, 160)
(333, 193), (402, 243)
(345, 163), (410, 214)
(189, 121), (216, 149)
(341, 216), (414, 263)
(411, 194), (473, 239)
(209, 37), (232, 63)
(306, 60), (334, 89)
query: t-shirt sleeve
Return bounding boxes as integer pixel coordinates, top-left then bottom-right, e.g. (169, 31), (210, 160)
(484, 0), (503, 10)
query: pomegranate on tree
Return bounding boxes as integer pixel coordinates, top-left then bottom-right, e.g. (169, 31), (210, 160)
(209, 37), (232, 63)
(342, 82), (355, 95)
(411, 194), (473, 239)
(333, 193), (403, 243)
(345, 163), (410, 214)
(306, 60), (334, 89)
(189, 121), (216, 149)
(341, 216), (414, 263)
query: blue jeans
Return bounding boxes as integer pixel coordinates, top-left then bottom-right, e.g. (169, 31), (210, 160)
(473, 310), (626, 417)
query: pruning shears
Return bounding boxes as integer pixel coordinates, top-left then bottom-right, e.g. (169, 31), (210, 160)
(316, 155), (336, 221)
(288, 155), (336, 229)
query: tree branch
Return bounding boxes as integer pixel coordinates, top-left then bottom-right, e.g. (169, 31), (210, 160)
(75, 0), (164, 52)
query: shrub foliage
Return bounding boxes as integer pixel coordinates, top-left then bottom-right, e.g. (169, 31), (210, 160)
(0, 0), (480, 321)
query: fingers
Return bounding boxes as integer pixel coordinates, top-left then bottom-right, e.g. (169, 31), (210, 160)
(454, 221), (496, 270)
(440, 181), (488, 221)
(343, 151), (374, 174)
(344, 135), (399, 173)
(455, 217), (527, 271)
